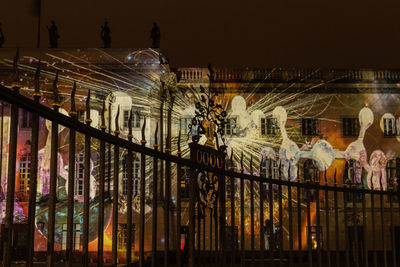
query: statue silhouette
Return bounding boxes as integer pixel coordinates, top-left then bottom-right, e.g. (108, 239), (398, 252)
(0, 22), (4, 48)
(47, 20), (59, 48)
(150, 22), (160, 48)
(101, 21), (111, 48)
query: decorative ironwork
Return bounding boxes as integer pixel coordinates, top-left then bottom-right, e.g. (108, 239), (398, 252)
(189, 64), (227, 154)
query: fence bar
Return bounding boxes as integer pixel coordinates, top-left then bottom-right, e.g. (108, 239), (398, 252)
(324, 172), (331, 267)
(268, 161), (274, 266)
(278, 164), (283, 266)
(97, 101), (106, 267)
(298, 178), (303, 266)
(361, 182), (368, 267)
(66, 85), (77, 267)
(139, 119), (146, 267)
(306, 178), (312, 267)
(112, 108), (120, 266)
(47, 102), (59, 267)
(219, 154), (227, 266)
(82, 91), (91, 267)
(389, 190), (397, 267)
(250, 178), (255, 264)
(126, 110), (134, 267)
(188, 143), (196, 267)
(259, 160), (265, 263)
(287, 171), (293, 267)
(107, 102), (111, 199)
(343, 185), (350, 267)
(26, 81), (41, 267)
(240, 153), (245, 267)
(2, 89), (19, 267)
(214, 203), (219, 264)
(154, 124), (160, 267)
(379, 182), (387, 267)
(333, 171), (340, 267)
(370, 186), (377, 267)
(352, 184), (359, 267)
(165, 131), (171, 267)
(316, 177), (321, 267)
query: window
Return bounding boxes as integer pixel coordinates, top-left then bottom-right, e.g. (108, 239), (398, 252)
(61, 224), (81, 251)
(123, 110), (141, 130)
(383, 118), (398, 136)
(262, 158), (278, 179)
(386, 158), (399, 200)
(19, 153), (31, 192)
(342, 118), (359, 137)
(122, 155), (140, 197)
(117, 223), (135, 250)
(224, 118), (237, 136)
(21, 110), (32, 128)
(261, 118), (278, 136)
(180, 166), (190, 200)
(75, 153), (84, 197)
(302, 118), (319, 136)
(180, 118), (197, 135)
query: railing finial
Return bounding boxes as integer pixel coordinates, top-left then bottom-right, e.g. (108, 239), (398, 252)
(127, 109), (133, 139)
(101, 100), (106, 131)
(141, 115), (146, 145)
(240, 152), (244, 172)
(52, 71), (61, 107)
(333, 168), (337, 185)
(177, 123), (181, 154)
(250, 154), (253, 174)
(85, 89), (91, 125)
(114, 105), (120, 135)
(33, 59), (41, 98)
(70, 82), (76, 116)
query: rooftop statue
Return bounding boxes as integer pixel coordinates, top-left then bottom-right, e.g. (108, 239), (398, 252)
(47, 20), (59, 48)
(101, 21), (111, 48)
(150, 22), (160, 48)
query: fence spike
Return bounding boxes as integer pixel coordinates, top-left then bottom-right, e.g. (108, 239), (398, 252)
(52, 71), (61, 107)
(141, 115), (146, 144)
(154, 122), (159, 146)
(85, 89), (91, 125)
(70, 82), (76, 116)
(114, 105), (120, 135)
(250, 154), (253, 174)
(128, 109), (133, 139)
(287, 162), (290, 181)
(101, 100), (106, 131)
(230, 149), (234, 166)
(34, 59), (41, 97)
(333, 168), (337, 185)
(324, 170), (327, 185)
(177, 123), (181, 153)
(240, 152), (244, 172)
(11, 48), (20, 89)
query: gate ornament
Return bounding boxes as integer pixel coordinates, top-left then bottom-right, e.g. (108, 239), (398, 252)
(189, 64), (227, 155)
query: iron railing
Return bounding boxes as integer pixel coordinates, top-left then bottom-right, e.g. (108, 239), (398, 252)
(0, 82), (399, 267)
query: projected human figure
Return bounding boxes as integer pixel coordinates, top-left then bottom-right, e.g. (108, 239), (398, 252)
(272, 106), (300, 180)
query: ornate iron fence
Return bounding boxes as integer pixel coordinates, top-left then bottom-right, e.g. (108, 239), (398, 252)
(0, 82), (399, 267)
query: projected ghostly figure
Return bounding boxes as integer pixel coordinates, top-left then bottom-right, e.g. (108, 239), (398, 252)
(272, 106), (300, 181)
(367, 150), (387, 190)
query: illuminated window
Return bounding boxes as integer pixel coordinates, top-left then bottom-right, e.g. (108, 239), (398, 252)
(383, 118), (398, 136)
(117, 224), (135, 250)
(302, 118), (319, 136)
(342, 118), (359, 137)
(122, 155), (140, 197)
(344, 160), (363, 202)
(19, 153), (31, 192)
(224, 117), (237, 136)
(261, 118), (278, 136)
(21, 110), (32, 128)
(61, 224), (81, 251)
(75, 153), (84, 197)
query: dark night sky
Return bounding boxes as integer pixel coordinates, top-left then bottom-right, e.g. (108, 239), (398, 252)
(1, 0), (400, 68)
